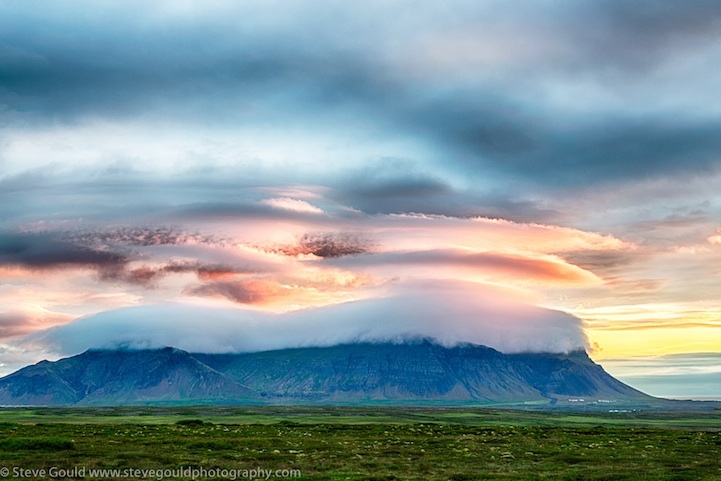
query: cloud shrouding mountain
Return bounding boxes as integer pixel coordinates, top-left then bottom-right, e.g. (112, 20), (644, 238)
(27, 281), (586, 357)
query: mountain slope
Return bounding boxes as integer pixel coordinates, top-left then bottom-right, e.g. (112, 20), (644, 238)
(197, 343), (545, 403)
(0, 342), (650, 406)
(0, 347), (258, 405)
(0, 360), (80, 405)
(507, 350), (647, 400)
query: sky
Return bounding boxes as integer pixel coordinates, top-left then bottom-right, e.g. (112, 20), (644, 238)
(1, 0), (721, 398)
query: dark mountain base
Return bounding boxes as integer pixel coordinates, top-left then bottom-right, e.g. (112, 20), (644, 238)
(0, 341), (670, 408)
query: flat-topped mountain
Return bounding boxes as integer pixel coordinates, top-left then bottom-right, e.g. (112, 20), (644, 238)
(0, 341), (651, 407)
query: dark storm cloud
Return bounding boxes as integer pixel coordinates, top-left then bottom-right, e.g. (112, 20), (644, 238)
(161, 261), (248, 279)
(0, 232), (127, 270)
(63, 227), (259, 286)
(274, 232), (374, 258)
(68, 227), (220, 248)
(407, 98), (721, 187)
(0, 230), (249, 287)
(98, 261), (248, 288)
(0, 231), (159, 286)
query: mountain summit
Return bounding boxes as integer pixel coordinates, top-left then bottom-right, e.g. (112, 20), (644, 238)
(0, 342), (650, 407)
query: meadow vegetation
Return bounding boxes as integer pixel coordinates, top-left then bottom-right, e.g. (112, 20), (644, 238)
(0, 407), (720, 480)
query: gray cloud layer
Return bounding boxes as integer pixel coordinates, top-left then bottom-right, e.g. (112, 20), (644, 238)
(2, 0), (720, 204)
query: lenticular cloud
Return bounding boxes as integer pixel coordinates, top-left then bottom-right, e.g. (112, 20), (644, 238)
(27, 281), (587, 356)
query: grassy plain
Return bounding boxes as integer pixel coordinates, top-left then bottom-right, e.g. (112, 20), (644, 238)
(0, 406), (720, 480)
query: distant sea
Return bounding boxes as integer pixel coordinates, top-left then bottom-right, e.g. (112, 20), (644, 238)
(599, 353), (721, 401)
(662, 395), (721, 401)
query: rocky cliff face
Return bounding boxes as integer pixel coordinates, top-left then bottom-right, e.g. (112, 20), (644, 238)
(0, 342), (649, 406)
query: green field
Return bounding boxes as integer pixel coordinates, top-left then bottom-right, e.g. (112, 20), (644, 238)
(1, 407), (720, 480)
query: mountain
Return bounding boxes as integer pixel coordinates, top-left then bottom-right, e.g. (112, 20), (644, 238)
(0, 347), (258, 406)
(194, 343), (647, 404)
(0, 342), (652, 407)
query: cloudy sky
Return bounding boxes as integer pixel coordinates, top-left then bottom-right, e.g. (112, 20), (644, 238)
(2, 1), (721, 397)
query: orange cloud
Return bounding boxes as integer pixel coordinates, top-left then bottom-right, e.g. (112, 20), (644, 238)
(325, 248), (601, 286)
(463, 251), (601, 284)
(183, 276), (358, 311)
(185, 278), (279, 305)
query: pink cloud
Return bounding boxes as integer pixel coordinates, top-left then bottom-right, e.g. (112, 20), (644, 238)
(0, 309), (74, 339)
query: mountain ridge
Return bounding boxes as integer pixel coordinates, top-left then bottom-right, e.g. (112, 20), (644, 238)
(0, 341), (656, 407)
